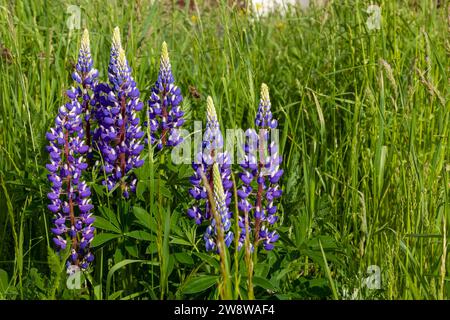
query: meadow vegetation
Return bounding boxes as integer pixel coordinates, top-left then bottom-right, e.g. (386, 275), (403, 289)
(0, 0), (448, 299)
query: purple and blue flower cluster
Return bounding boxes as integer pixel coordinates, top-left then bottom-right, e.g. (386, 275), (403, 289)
(206, 163), (234, 252)
(187, 96), (233, 251)
(71, 30), (98, 155)
(187, 86), (283, 252)
(45, 88), (95, 270)
(45, 27), (148, 270)
(45, 27), (283, 273)
(45, 30), (97, 270)
(148, 42), (184, 150)
(237, 83), (283, 250)
(93, 27), (145, 198)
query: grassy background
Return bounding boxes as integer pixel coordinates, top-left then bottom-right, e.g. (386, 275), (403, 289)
(0, 0), (448, 299)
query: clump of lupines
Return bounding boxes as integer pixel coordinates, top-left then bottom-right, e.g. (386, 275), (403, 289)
(187, 96), (233, 251)
(45, 30), (98, 270)
(148, 42), (184, 150)
(93, 28), (144, 198)
(238, 84), (283, 250)
(46, 64), (95, 269)
(71, 29), (99, 154)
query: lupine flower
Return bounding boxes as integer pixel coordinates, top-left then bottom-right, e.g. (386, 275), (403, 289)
(71, 29), (99, 156)
(93, 28), (144, 198)
(255, 83), (278, 129)
(187, 96), (233, 250)
(72, 29), (98, 87)
(148, 42), (184, 150)
(237, 83), (283, 250)
(108, 27), (122, 85)
(203, 163), (234, 252)
(46, 87), (95, 270)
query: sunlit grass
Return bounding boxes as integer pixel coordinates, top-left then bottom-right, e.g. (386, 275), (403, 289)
(0, 0), (448, 300)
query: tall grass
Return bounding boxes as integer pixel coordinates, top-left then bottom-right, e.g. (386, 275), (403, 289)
(0, 0), (448, 300)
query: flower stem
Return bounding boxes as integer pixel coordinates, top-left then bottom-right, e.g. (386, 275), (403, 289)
(232, 172), (254, 299)
(200, 170), (232, 300)
(64, 125), (78, 265)
(231, 172), (242, 299)
(119, 94), (127, 175)
(254, 128), (266, 246)
(158, 152), (166, 299)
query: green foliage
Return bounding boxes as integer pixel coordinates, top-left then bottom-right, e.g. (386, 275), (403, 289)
(0, 0), (448, 300)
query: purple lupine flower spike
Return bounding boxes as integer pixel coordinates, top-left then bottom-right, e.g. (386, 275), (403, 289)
(72, 29), (98, 155)
(237, 83), (283, 250)
(73, 29), (98, 85)
(236, 128), (257, 251)
(187, 97), (233, 251)
(93, 28), (144, 198)
(148, 41), (184, 150)
(256, 84), (283, 230)
(46, 86), (95, 270)
(108, 27), (122, 86)
(255, 83), (278, 129)
(204, 164), (234, 252)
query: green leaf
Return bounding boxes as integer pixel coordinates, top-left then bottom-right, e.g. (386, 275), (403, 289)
(253, 276), (277, 291)
(94, 285), (102, 300)
(133, 206), (156, 233)
(125, 241), (139, 258)
(94, 216), (122, 234)
(183, 275), (219, 294)
(28, 268), (45, 291)
(254, 263), (270, 277)
(47, 246), (69, 299)
(135, 159), (151, 181)
(47, 246), (68, 274)
(125, 230), (153, 241)
(319, 240), (339, 300)
(167, 254), (175, 278)
(174, 252), (194, 265)
(158, 180), (172, 200)
(193, 252), (220, 269)
(170, 237), (193, 247)
(136, 180), (147, 201)
(108, 290), (124, 300)
(0, 269), (9, 294)
(91, 183), (106, 197)
(98, 206), (121, 230)
(306, 236), (338, 250)
(162, 208), (171, 277)
(146, 243), (158, 255)
(106, 259), (159, 298)
(91, 233), (122, 247)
